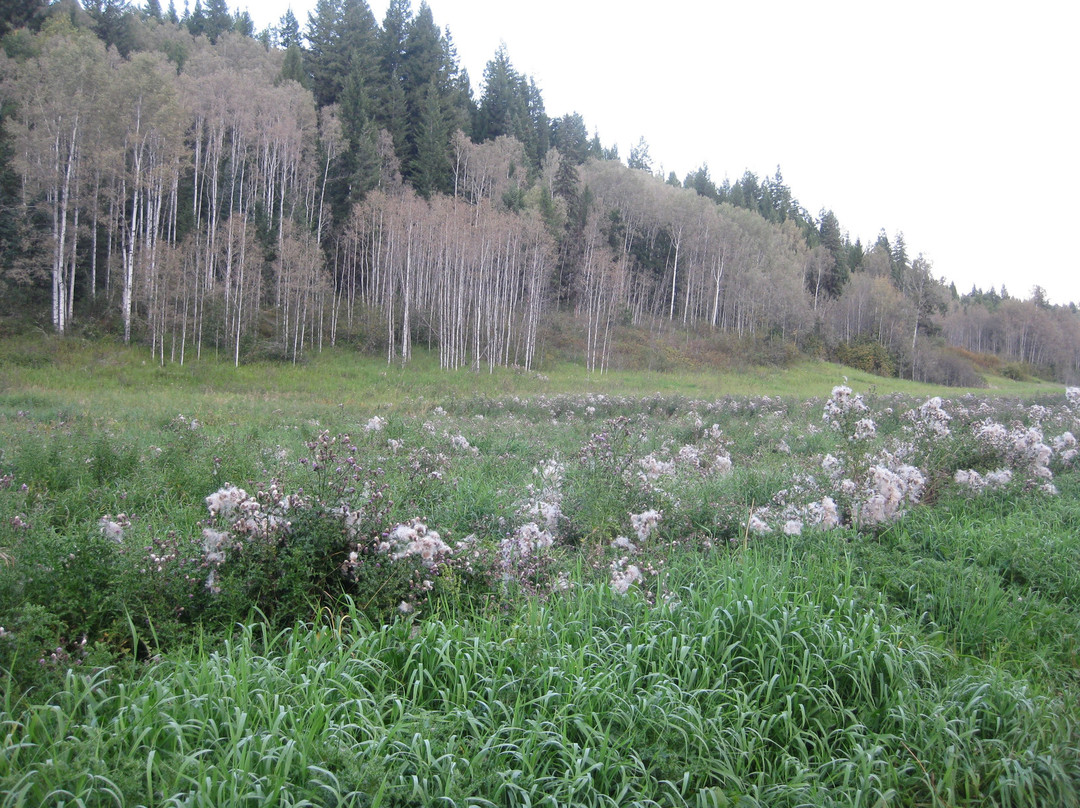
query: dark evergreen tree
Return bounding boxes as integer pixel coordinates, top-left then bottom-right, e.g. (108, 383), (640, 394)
(848, 237), (864, 271)
(186, 0), (206, 37)
(627, 136), (652, 172)
(411, 81), (451, 196)
(553, 152), (580, 203)
(378, 0), (411, 78)
(201, 0), (232, 42)
(145, 0), (162, 20)
(278, 43), (308, 85)
(305, 0), (379, 110)
(0, 0), (48, 35)
(685, 164), (718, 200)
(277, 8), (301, 49)
(337, 63), (381, 202)
(398, 2), (453, 183)
(891, 231), (908, 286)
(88, 0), (137, 57)
(813, 209), (850, 298)
(763, 166), (793, 223)
(524, 77), (549, 165)
(475, 43), (550, 169)
(232, 10), (254, 38)
(441, 27), (475, 137)
(371, 0), (413, 154)
(401, 2), (443, 98)
(874, 228), (890, 257)
(476, 45), (524, 140)
(552, 113), (588, 164)
(305, 0), (344, 105)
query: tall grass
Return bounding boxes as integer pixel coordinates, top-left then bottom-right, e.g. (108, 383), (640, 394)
(1, 339), (1078, 806)
(3, 554), (1077, 806)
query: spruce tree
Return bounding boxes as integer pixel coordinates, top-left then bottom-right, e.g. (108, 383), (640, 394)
(277, 8), (301, 49)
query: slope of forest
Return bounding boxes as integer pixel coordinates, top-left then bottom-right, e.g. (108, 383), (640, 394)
(2, 0), (1078, 383)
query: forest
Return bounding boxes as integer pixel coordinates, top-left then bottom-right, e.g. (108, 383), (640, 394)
(2, 0), (1078, 383)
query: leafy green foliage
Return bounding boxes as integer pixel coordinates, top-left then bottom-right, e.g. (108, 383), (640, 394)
(834, 336), (897, 377)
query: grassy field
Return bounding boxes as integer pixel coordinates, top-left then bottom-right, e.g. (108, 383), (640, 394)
(1, 339), (1077, 807)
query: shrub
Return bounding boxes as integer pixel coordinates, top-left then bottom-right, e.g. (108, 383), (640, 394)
(834, 336), (897, 377)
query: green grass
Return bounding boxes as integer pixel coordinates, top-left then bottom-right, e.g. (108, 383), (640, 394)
(0, 337), (1077, 806)
(0, 337), (1057, 420)
(3, 560), (1077, 806)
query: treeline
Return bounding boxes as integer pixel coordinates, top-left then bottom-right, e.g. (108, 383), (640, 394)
(2, 0), (1078, 382)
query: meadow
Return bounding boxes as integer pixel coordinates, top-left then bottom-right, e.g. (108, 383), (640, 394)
(1, 338), (1078, 807)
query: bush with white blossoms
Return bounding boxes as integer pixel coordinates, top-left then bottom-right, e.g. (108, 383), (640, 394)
(629, 509), (661, 543)
(906, 396), (952, 440)
(823, 385), (869, 431)
(747, 511), (772, 535)
(1067, 387), (1080, 411)
(969, 420), (1059, 494)
(954, 468), (1013, 494)
(804, 497), (841, 530)
(852, 417), (877, 442)
(609, 556), (643, 595)
(1053, 432), (1078, 465)
(205, 481), (302, 540)
(376, 519), (452, 566)
(497, 522), (558, 595)
(519, 457), (565, 533)
(857, 463), (925, 528)
(98, 513), (130, 543)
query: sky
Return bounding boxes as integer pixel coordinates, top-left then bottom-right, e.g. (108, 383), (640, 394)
(243, 0), (1080, 305)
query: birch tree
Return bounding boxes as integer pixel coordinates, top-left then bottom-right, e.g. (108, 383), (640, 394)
(6, 21), (110, 333)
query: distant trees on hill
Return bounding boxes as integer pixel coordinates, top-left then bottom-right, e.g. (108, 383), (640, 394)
(1, 1), (1077, 382)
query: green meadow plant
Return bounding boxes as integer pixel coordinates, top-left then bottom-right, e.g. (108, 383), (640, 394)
(1, 346), (1079, 805)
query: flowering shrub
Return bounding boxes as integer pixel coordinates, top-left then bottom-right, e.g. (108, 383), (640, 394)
(823, 385), (869, 431)
(6, 382), (1080, 698)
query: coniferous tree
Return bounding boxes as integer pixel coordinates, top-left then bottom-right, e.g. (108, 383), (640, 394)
(441, 27), (475, 137)
(476, 44), (520, 142)
(201, 0), (232, 42)
(0, 0), (49, 35)
(277, 8), (301, 49)
(684, 164), (717, 200)
(186, 0), (206, 37)
(305, 0), (344, 106)
(410, 81), (450, 196)
(552, 113), (588, 164)
(398, 2), (455, 187)
(816, 209), (849, 298)
(279, 43), (308, 86)
(371, 0), (412, 155)
(891, 231), (908, 286)
(232, 10), (254, 38)
(337, 61), (382, 204)
(763, 166), (794, 224)
(524, 77), (549, 165)
(88, 0), (136, 57)
(627, 136), (652, 172)
(476, 45), (547, 168)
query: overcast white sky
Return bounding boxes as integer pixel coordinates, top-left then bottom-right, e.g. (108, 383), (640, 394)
(244, 0), (1080, 305)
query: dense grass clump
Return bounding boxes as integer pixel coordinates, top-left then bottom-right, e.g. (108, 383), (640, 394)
(2, 567), (1077, 806)
(1, 343), (1078, 806)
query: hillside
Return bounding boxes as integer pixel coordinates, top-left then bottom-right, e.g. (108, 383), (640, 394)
(2, 1), (1078, 384)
